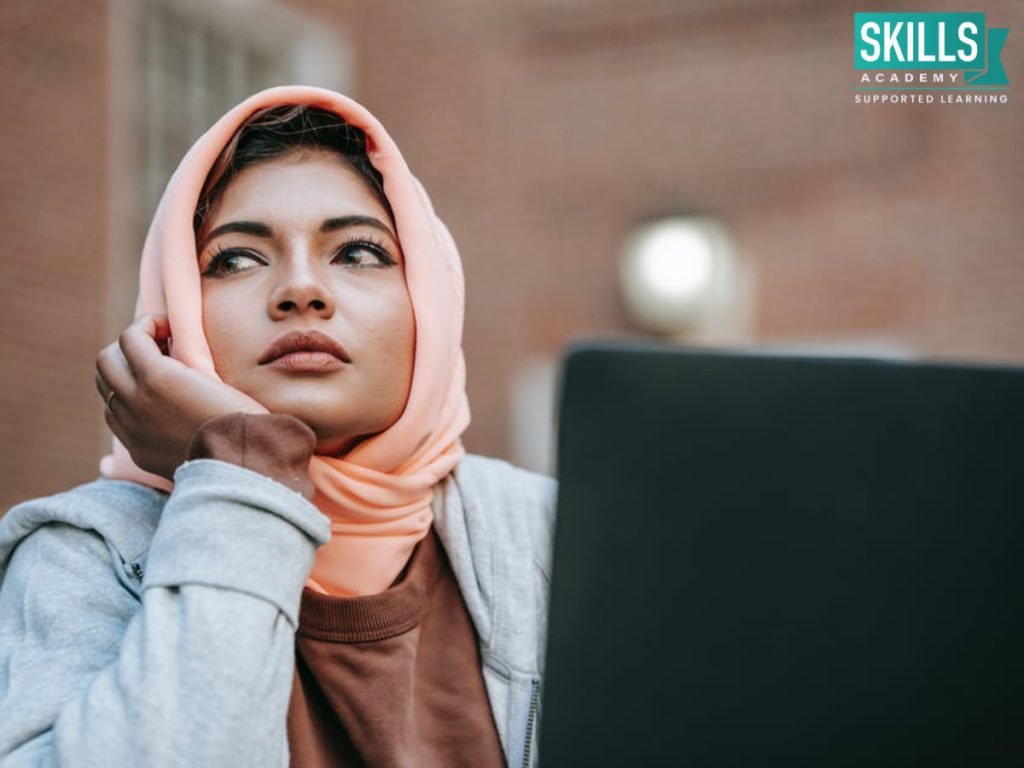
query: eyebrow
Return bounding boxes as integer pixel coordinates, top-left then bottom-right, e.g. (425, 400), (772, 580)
(199, 215), (396, 251)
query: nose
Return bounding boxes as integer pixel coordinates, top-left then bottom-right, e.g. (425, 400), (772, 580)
(267, 256), (336, 319)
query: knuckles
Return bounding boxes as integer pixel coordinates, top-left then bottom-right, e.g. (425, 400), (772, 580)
(95, 344), (111, 366)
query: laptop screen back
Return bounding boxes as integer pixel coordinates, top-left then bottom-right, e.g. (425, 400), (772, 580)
(539, 342), (1024, 767)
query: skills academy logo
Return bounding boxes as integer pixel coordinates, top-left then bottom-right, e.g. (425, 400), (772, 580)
(854, 13), (1009, 105)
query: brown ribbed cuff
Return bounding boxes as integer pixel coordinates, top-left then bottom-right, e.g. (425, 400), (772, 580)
(186, 412), (317, 500)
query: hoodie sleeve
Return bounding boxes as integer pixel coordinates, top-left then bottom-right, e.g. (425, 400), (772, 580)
(0, 417), (330, 768)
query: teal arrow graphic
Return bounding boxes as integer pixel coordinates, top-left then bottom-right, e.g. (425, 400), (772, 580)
(965, 28), (1009, 85)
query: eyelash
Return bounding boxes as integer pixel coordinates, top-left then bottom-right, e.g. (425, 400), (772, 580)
(201, 235), (398, 277)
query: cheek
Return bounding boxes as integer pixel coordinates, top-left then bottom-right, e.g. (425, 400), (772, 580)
(360, 284), (416, 372)
(381, 296), (416, 409)
(357, 281), (414, 336)
(389, 287), (416, 364)
(200, 293), (244, 377)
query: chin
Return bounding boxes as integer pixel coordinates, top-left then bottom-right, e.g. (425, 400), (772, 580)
(255, 389), (338, 418)
(263, 403), (365, 444)
(247, 389), (401, 450)
(269, 405), (338, 433)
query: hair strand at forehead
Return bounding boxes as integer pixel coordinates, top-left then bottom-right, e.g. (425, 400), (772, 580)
(193, 104), (394, 243)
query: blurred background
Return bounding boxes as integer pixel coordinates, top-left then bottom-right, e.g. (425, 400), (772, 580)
(1, 0), (1021, 511)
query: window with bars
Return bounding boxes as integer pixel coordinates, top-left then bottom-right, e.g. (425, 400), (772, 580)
(106, 0), (350, 329)
(137, 1), (292, 222)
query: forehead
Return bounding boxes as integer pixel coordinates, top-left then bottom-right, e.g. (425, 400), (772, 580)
(213, 150), (389, 224)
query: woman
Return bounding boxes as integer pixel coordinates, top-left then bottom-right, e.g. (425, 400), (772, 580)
(0, 85), (556, 768)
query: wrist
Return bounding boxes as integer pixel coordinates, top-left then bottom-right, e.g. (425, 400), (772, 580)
(187, 412), (317, 499)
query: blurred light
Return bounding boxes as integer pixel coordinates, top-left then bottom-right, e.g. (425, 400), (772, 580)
(620, 216), (733, 334)
(634, 223), (714, 297)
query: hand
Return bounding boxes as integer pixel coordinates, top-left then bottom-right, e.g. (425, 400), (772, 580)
(96, 314), (269, 481)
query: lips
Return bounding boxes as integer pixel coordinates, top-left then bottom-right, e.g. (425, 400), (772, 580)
(258, 330), (351, 365)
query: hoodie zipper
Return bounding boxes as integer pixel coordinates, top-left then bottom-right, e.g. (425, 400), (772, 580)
(521, 677), (540, 768)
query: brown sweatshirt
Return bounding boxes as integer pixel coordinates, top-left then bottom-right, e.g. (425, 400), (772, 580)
(186, 412), (506, 767)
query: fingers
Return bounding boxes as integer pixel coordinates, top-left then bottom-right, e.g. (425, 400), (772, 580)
(119, 314), (172, 382)
(95, 371), (111, 404)
(97, 352), (131, 444)
(140, 313), (172, 341)
(96, 340), (135, 408)
(102, 393), (130, 445)
(97, 314), (166, 408)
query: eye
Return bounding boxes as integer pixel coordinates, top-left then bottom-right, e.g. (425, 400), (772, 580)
(201, 247), (265, 277)
(333, 237), (398, 268)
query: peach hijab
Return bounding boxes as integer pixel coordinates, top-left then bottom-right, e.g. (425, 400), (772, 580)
(99, 85), (471, 597)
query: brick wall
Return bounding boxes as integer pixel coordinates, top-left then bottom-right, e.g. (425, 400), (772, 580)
(347, 0), (1024, 462)
(1, 0), (1021, 509)
(0, 1), (110, 510)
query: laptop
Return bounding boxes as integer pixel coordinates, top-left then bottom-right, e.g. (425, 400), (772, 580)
(538, 341), (1024, 767)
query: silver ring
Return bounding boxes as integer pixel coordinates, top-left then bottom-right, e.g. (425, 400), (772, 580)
(105, 389), (117, 411)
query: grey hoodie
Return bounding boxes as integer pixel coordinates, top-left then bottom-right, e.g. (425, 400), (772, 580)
(0, 453), (557, 768)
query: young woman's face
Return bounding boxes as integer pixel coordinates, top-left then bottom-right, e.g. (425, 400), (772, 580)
(197, 149), (415, 455)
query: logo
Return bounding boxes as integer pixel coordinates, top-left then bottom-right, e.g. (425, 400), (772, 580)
(854, 13), (1009, 104)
